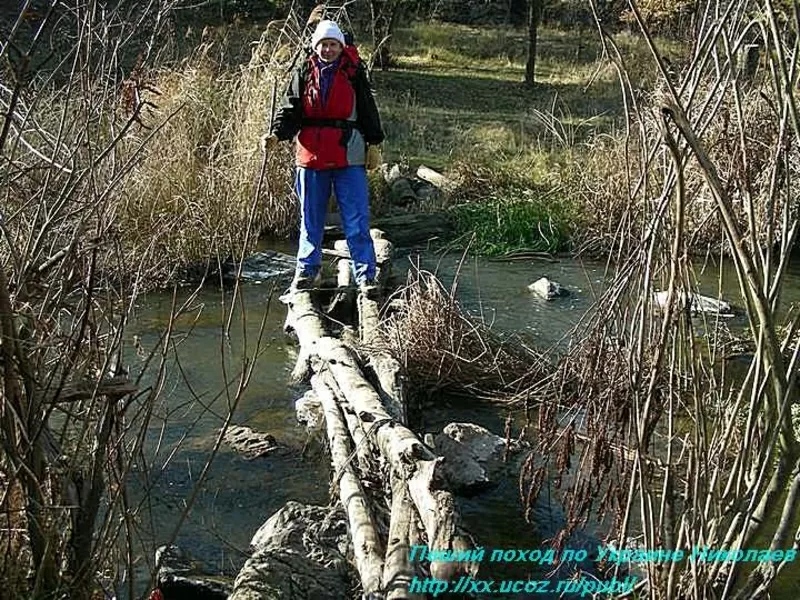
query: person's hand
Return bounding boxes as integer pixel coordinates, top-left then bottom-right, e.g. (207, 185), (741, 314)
(366, 144), (382, 170)
(260, 133), (279, 153)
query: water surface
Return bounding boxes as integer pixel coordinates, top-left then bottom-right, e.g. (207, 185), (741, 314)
(126, 245), (800, 596)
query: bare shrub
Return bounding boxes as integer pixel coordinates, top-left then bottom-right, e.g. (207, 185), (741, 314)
(572, 72), (797, 260)
(1, 3), (273, 598)
(117, 15), (313, 286)
(379, 263), (552, 399)
(520, 0), (800, 596)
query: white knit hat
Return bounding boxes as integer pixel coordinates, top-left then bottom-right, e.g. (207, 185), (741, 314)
(311, 20), (345, 48)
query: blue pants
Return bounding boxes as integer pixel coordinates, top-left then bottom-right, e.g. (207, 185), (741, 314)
(295, 166), (377, 284)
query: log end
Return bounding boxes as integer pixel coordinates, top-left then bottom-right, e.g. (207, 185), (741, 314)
(290, 349), (312, 383)
(429, 533), (480, 581)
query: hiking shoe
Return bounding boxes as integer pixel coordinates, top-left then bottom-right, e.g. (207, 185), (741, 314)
(358, 278), (379, 299)
(291, 271), (322, 291)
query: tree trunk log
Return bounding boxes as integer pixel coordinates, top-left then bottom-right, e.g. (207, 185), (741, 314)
(280, 245), (480, 594)
(384, 474), (423, 600)
(322, 370), (376, 472)
(282, 290), (325, 383)
(359, 293), (381, 345)
(337, 257), (352, 287)
(314, 337), (477, 580)
(314, 373), (384, 594)
(407, 458), (478, 581)
(366, 352), (407, 425)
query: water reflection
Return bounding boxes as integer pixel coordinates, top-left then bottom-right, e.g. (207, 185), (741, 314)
(125, 280), (329, 595)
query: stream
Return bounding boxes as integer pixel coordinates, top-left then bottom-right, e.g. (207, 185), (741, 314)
(125, 242), (800, 597)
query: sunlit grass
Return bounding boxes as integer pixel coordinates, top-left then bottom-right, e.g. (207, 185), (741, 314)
(374, 22), (642, 170)
(370, 20), (682, 253)
(112, 18), (691, 267)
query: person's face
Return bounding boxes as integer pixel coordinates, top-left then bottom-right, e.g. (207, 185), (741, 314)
(316, 39), (343, 62)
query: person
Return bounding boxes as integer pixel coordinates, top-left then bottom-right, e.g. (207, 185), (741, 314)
(261, 19), (385, 294)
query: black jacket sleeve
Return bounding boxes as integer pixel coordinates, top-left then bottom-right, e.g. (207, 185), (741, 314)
(270, 66), (304, 141)
(354, 62), (385, 145)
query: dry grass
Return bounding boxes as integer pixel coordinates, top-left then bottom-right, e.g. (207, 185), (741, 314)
(378, 264), (552, 399)
(0, 474), (29, 598)
(116, 17), (307, 285)
(519, 290), (675, 546)
(569, 79), (796, 258)
(513, 2), (800, 594)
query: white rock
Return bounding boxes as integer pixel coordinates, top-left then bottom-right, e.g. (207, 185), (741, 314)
(295, 390), (323, 431)
(433, 422), (515, 495)
(527, 277), (566, 300)
(653, 291), (733, 316)
(235, 502), (350, 600)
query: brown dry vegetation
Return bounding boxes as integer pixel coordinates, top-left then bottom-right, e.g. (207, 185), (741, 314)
(0, 3), (276, 598)
(116, 21), (302, 286)
(378, 263), (552, 399)
(514, 2), (800, 597)
(4, 0), (800, 598)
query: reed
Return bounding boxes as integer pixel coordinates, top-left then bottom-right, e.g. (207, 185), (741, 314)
(519, 1), (800, 596)
(0, 3), (275, 598)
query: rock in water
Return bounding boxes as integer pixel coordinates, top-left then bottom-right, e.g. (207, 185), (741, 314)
(528, 277), (567, 300)
(434, 422), (520, 495)
(155, 545), (231, 600)
(229, 502), (353, 600)
(295, 390), (323, 431)
(652, 291), (733, 316)
(223, 425), (282, 459)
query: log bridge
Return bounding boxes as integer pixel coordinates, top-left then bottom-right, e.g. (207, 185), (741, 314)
(279, 229), (478, 599)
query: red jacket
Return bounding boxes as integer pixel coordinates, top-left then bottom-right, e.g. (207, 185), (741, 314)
(272, 46), (384, 169)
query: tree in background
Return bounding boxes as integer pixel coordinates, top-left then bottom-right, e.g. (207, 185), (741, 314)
(366, 0), (420, 68)
(508, 0), (528, 24)
(524, 0), (545, 86)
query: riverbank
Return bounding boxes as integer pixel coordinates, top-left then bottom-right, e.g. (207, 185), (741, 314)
(93, 17), (692, 292)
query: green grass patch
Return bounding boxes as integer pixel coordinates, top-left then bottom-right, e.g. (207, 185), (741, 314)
(451, 197), (572, 254)
(447, 166), (576, 254)
(368, 21), (689, 255)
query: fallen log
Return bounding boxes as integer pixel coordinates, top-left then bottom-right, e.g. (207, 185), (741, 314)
(383, 474), (423, 600)
(315, 337), (427, 468)
(285, 309), (478, 582)
(321, 370), (377, 474)
(365, 352), (407, 425)
(407, 458), (476, 581)
(337, 256), (352, 287)
(314, 372), (384, 595)
(282, 290), (325, 382)
(359, 293), (381, 346)
(278, 237), (479, 596)
(283, 290), (325, 341)
(416, 165), (458, 193)
(325, 213), (453, 248)
(325, 242), (354, 321)
(314, 337), (478, 581)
